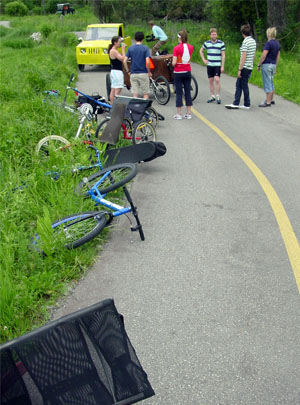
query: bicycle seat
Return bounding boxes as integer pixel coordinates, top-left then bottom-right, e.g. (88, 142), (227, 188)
(99, 103), (126, 145)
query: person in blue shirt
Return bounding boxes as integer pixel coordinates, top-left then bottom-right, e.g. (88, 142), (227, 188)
(257, 27), (281, 107)
(149, 20), (168, 56)
(124, 32), (152, 99)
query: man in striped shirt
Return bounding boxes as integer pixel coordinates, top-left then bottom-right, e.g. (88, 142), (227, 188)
(225, 24), (256, 110)
(200, 28), (226, 104)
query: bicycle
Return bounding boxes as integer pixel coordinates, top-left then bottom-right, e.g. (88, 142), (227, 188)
(36, 104), (99, 159)
(95, 96), (158, 145)
(41, 75), (161, 150)
(32, 146), (143, 251)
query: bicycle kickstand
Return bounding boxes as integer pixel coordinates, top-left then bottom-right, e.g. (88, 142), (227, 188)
(122, 186), (145, 241)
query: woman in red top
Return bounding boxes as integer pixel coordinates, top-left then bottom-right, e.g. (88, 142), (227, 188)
(172, 30), (194, 119)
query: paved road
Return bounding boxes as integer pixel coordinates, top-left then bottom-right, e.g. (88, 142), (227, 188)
(53, 63), (300, 404)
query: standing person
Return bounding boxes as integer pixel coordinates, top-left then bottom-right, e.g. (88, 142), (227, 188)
(257, 27), (280, 107)
(172, 30), (194, 120)
(200, 28), (226, 104)
(225, 24), (256, 110)
(108, 36), (126, 103)
(148, 20), (168, 56)
(124, 32), (151, 99)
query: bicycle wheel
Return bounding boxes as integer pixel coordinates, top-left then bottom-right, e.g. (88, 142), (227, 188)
(33, 211), (107, 251)
(153, 76), (170, 105)
(190, 75), (198, 101)
(122, 118), (134, 141)
(35, 135), (71, 158)
(95, 117), (127, 142)
(75, 163), (137, 196)
(133, 120), (157, 144)
(106, 73), (111, 101)
(144, 106), (159, 129)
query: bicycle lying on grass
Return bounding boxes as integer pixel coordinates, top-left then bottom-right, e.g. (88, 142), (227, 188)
(32, 146), (144, 252)
(40, 74), (163, 150)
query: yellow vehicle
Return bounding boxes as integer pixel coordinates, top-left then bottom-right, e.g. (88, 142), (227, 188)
(76, 23), (131, 71)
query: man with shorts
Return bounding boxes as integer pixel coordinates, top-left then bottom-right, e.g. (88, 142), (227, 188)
(200, 28), (225, 104)
(148, 20), (168, 56)
(124, 32), (152, 99)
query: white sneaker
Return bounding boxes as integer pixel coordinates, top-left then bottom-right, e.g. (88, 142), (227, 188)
(225, 104), (239, 109)
(239, 105), (251, 110)
(183, 114), (192, 119)
(173, 114), (183, 120)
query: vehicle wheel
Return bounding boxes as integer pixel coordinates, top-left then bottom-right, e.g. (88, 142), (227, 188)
(35, 135), (71, 159)
(133, 120), (157, 144)
(144, 106), (159, 129)
(153, 75), (170, 105)
(95, 117), (128, 142)
(190, 75), (198, 101)
(75, 163), (137, 196)
(78, 64), (85, 72)
(106, 73), (111, 101)
(33, 211), (107, 252)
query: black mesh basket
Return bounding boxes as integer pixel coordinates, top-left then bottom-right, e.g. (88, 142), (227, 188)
(0, 299), (155, 405)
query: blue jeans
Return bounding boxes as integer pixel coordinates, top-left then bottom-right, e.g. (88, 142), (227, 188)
(174, 72), (193, 108)
(233, 68), (252, 107)
(261, 64), (276, 93)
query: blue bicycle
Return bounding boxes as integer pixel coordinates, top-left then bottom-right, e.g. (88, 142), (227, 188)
(33, 146), (143, 252)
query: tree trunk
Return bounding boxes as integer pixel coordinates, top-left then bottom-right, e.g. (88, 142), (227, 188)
(267, 0), (287, 34)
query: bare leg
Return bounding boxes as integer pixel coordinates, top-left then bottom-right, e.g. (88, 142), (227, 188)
(266, 92), (273, 104)
(208, 77), (215, 96)
(186, 106), (191, 114)
(177, 107), (182, 115)
(143, 94), (149, 99)
(110, 89), (115, 104)
(215, 76), (221, 96)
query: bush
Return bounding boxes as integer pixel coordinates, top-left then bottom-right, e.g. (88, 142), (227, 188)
(32, 6), (42, 15)
(45, 0), (57, 14)
(40, 24), (53, 39)
(5, 1), (28, 16)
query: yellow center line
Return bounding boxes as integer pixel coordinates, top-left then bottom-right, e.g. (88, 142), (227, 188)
(191, 106), (300, 293)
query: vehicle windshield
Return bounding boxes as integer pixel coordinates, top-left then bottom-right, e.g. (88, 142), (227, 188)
(85, 27), (118, 41)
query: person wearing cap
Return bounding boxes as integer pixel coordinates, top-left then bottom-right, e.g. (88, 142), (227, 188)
(148, 20), (168, 56)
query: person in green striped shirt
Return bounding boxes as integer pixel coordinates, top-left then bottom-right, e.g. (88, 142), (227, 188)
(200, 28), (226, 104)
(225, 24), (256, 110)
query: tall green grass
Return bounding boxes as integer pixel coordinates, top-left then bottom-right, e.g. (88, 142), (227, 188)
(0, 9), (110, 343)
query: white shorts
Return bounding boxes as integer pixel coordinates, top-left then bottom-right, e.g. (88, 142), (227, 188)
(110, 70), (124, 89)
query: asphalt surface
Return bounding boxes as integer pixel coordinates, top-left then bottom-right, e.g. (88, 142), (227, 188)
(53, 63), (300, 404)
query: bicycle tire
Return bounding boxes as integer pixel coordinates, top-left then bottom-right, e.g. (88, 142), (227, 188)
(35, 135), (71, 158)
(144, 106), (159, 129)
(190, 75), (198, 101)
(75, 163), (137, 196)
(106, 73), (111, 101)
(33, 211), (107, 251)
(95, 117), (131, 142)
(153, 76), (170, 105)
(133, 120), (157, 144)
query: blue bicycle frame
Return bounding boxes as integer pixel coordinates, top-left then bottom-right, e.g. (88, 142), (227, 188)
(85, 170), (145, 240)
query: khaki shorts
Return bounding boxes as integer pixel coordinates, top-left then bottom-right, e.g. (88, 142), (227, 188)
(130, 73), (150, 95)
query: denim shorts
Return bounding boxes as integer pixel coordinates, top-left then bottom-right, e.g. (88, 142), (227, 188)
(261, 64), (276, 93)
